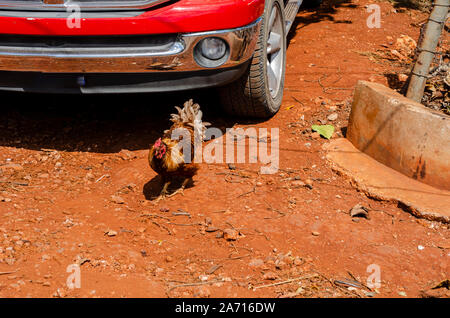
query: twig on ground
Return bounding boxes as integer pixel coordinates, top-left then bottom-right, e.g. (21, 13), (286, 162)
(225, 254), (252, 261)
(253, 274), (318, 290)
(224, 222), (245, 232)
(151, 221), (172, 235)
(263, 201), (287, 219)
(347, 270), (373, 291)
(0, 181), (28, 186)
(95, 174), (109, 183)
(237, 185), (256, 198)
(212, 253), (252, 262)
(172, 209), (191, 218)
(140, 213), (171, 220)
(292, 96), (305, 106)
(167, 222), (201, 227)
(206, 264), (223, 275)
(278, 168), (302, 174)
(229, 243), (239, 254)
(311, 270), (335, 288)
(224, 174), (243, 183)
(212, 209), (228, 214)
(254, 229), (270, 241)
(0, 270), (18, 275)
(318, 74), (352, 93)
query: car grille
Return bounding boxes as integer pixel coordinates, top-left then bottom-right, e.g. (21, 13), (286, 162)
(0, 33), (178, 48)
(0, 33), (182, 58)
(0, 0), (170, 11)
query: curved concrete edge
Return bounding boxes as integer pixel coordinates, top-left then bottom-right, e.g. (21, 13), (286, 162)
(347, 81), (450, 191)
(323, 138), (450, 223)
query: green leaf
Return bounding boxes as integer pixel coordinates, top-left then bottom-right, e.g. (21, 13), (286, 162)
(311, 124), (335, 140)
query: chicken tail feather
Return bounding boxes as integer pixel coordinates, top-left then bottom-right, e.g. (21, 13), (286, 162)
(169, 99), (211, 141)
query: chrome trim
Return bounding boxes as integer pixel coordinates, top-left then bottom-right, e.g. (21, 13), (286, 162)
(0, 10), (143, 17)
(0, 17), (262, 73)
(0, 0), (171, 11)
(0, 41), (185, 58)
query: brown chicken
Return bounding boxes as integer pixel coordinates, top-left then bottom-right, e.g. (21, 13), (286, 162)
(148, 99), (210, 202)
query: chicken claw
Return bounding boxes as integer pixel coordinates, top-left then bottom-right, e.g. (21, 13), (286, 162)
(166, 178), (189, 198)
(152, 181), (171, 204)
(152, 194), (166, 204)
(166, 187), (184, 198)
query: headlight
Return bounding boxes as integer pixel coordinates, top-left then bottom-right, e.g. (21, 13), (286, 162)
(194, 37), (229, 68)
(199, 37), (227, 60)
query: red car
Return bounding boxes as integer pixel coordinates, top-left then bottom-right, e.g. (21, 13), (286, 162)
(0, 0), (305, 117)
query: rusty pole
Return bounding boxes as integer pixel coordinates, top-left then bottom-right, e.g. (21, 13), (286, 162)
(406, 0), (449, 103)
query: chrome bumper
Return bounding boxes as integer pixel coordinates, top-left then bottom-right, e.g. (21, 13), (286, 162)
(0, 18), (261, 73)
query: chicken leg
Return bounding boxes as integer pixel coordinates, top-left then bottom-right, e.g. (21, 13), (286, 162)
(166, 178), (190, 198)
(153, 180), (171, 204)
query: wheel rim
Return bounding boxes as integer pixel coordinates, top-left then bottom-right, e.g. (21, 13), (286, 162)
(266, 3), (284, 99)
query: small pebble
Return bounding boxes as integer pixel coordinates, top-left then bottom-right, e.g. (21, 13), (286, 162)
(263, 272), (278, 280)
(110, 195), (124, 204)
(223, 229), (239, 241)
(199, 275), (209, 282)
(305, 179), (313, 189)
(105, 230), (117, 237)
(327, 113), (338, 121)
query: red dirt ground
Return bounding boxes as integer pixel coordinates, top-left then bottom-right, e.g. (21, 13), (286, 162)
(0, 0), (448, 298)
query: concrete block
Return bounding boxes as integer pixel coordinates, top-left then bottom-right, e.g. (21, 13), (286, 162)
(347, 81), (450, 190)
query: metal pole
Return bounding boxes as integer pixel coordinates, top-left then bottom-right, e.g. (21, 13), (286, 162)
(406, 0), (449, 103)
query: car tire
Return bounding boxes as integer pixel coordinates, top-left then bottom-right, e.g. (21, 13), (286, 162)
(219, 0), (286, 118)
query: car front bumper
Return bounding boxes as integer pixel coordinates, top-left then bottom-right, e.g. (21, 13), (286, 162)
(0, 17), (261, 74)
(0, 17), (260, 93)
